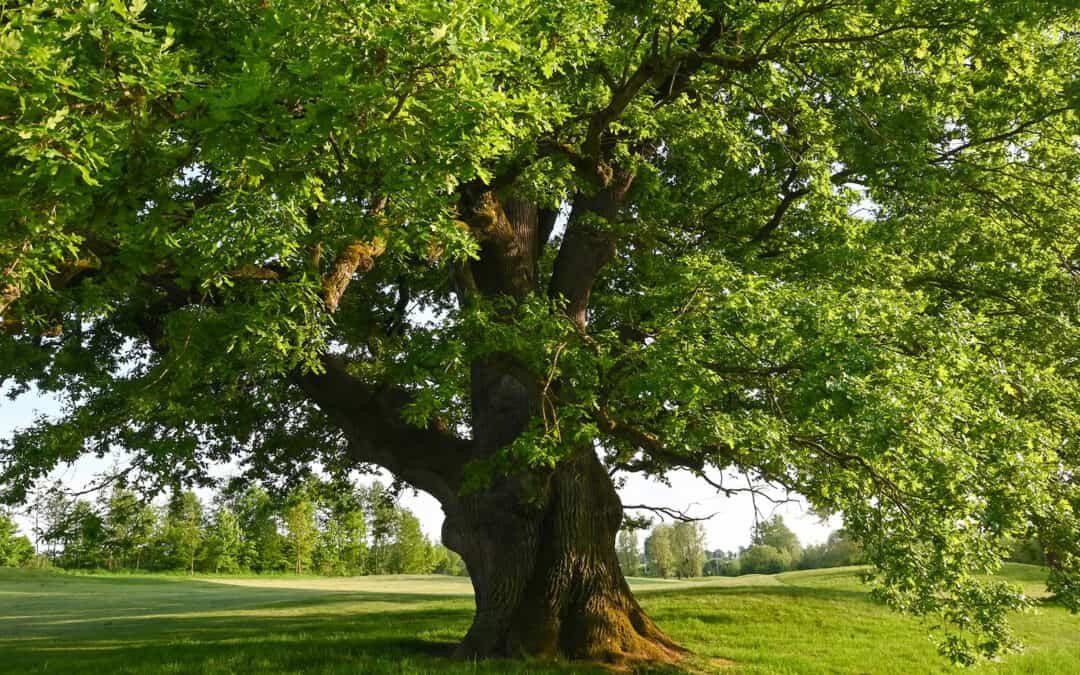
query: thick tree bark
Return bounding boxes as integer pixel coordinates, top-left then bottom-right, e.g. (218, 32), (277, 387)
(442, 448), (682, 664)
(441, 346), (680, 664)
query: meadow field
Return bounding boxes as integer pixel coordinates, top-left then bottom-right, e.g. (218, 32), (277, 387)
(1, 564), (1077, 674)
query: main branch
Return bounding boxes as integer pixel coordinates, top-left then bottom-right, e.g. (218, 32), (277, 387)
(295, 356), (472, 504)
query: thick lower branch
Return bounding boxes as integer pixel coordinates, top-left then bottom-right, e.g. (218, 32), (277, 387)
(295, 356), (471, 504)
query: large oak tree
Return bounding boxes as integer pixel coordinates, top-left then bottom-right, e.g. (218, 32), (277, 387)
(2, 0), (1079, 666)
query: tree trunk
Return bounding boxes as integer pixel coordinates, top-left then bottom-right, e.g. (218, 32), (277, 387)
(442, 448), (683, 665)
(442, 256), (680, 665)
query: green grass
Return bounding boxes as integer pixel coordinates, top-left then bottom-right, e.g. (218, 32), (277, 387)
(0, 564), (1077, 673)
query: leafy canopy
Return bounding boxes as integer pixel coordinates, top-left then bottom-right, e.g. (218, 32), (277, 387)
(2, 0), (1079, 663)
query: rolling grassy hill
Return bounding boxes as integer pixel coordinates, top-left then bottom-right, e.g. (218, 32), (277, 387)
(0, 564), (1076, 673)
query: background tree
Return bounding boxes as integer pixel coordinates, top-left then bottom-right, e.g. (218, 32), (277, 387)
(166, 492), (204, 575)
(362, 483), (398, 576)
(100, 486), (154, 570)
(671, 522), (707, 579)
(284, 494), (318, 575)
(0, 510), (34, 567)
(314, 482), (368, 575)
(385, 510), (434, 574)
(1007, 537), (1047, 567)
(3, 0), (1079, 664)
(30, 486), (75, 562)
(616, 527), (641, 577)
(740, 545), (791, 575)
(799, 530), (864, 570)
(7, 477), (452, 575)
(335, 496), (368, 574)
(314, 508), (346, 576)
(142, 507), (169, 571)
(751, 517), (802, 566)
(644, 524), (676, 579)
(204, 503), (243, 573)
(230, 486), (286, 573)
(705, 552), (741, 578)
(60, 500), (105, 569)
(431, 545), (469, 577)
(131, 504), (158, 570)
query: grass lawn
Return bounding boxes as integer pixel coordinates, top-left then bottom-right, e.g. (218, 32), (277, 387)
(0, 564), (1076, 673)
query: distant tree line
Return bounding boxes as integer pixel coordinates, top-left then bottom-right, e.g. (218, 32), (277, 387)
(617, 516), (863, 578)
(616, 521), (709, 579)
(619, 514), (1048, 579)
(6, 479), (467, 576)
(6, 491), (1048, 578)
(723, 516), (865, 576)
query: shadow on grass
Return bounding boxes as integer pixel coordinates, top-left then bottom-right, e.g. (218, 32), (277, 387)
(0, 571), (719, 674)
(1, 572), (877, 674)
(2, 574), (623, 674)
(2, 573), (465, 623)
(4, 604), (529, 674)
(16, 569), (1036, 674)
(4, 613), (692, 674)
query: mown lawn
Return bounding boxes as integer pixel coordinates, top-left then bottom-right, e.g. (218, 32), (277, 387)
(0, 564), (1076, 673)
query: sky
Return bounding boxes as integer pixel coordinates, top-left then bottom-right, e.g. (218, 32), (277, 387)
(1, 386), (837, 553)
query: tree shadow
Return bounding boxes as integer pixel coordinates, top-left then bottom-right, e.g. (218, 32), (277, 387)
(3, 584), (465, 642)
(2, 606), (615, 674)
(1, 575), (618, 674)
(0, 572), (902, 674)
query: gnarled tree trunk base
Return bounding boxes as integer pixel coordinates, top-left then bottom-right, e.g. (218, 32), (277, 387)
(443, 448), (685, 667)
(454, 582), (684, 667)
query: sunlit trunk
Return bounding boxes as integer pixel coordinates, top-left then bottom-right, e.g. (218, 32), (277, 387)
(443, 448), (682, 664)
(440, 354), (682, 663)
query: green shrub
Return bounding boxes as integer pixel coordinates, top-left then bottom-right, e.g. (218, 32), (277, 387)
(740, 545), (791, 574)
